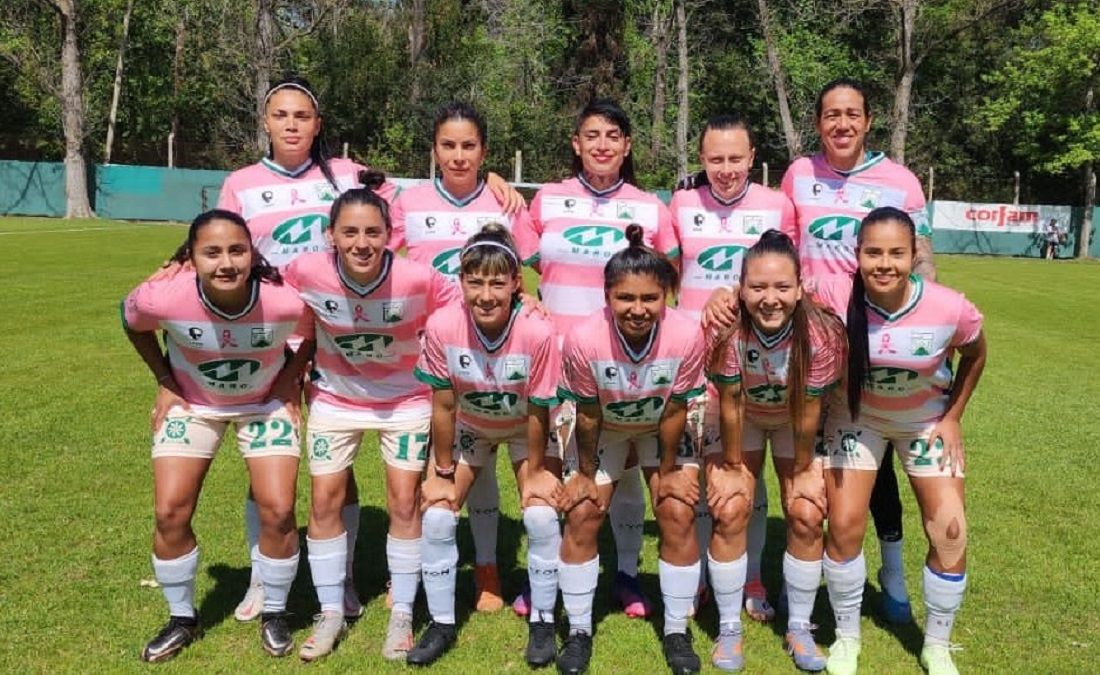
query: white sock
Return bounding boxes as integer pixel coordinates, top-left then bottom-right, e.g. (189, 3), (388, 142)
(694, 492), (712, 590)
(466, 464), (500, 566)
(524, 505), (561, 623)
(659, 558), (701, 635)
(307, 533), (347, 614)
(559, 556), (599, 635)
(784, 552), (822, 629)
(707, 552), (746, 632)
(878, 537), (908, 601)
(421, 507), (459, 625)
(923, 566), (966, 646)
(343, 504), (360, 581)
(823, 552), (865, 639)
(609, 467), (645, 577)
(257, 549), (299, 613)
(245, 499), (261, 586)
(387, 535), (421, 616)
(153, 547), (199, 618)
(747, 476), (768, 583)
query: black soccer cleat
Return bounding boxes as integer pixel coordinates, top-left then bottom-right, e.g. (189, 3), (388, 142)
(140, 615), (202, 663)
(260, 611), (294, 657)
(406, 621), (457, 666)
(556, 631), (593, 675)
(662, 630), (701, 674)
(525, 620), (557, 668)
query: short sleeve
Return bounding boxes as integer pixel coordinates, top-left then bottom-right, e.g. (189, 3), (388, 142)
(558, 330), (599, 404)
(514, 191), (544, 266)
(413, 323), (452, 389)
(950, 296), (983, 347)
(215, 175), (242, 214)
(377, 179), (400, 206)
(778, 193), (799, 248)
(121, 282), (162, 332)
(655, 200), (679, 259)
(388, 192), (407, 252)
(427, 268), (462, 314)
(668, 193), (685, 251)
(779, 165), (796, 201)
(670, 327), (707, 401)
(806, 324), (843, 396)
(527, 331), (561, 408)
(707, 328), (742, 385)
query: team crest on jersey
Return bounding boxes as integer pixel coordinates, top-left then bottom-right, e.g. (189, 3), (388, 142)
(649, 365), (672, 386)
(909, 331), (934, 356)
(743, 216), (763, 235)
(382, 301), (404, 323)
(859, 188), (881, 210)
(251, 327), (274, 348)
(314, 183), (337, 202)
(503, 358), (526, 381)
(616, 201), (636, 220)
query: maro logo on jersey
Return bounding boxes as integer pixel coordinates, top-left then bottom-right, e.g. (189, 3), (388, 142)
(697, 245), (748, 272)
(563, 226), (625, 248)
(198, 359), (261, 388)
(464, 391), (520, 415)
(272, 215), (327, 245)
(431, 248), (462, 276)
(334, 333), (394, 358)
(808, 215), (860, 241)
(866, 366), (920, 395)
(607, 396), (664, 420)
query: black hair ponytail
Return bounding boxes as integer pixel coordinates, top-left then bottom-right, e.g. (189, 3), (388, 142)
(603, 224), (679, 295)
(328, 169), (391, 231)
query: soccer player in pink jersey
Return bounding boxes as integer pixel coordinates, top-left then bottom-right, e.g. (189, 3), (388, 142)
(513, 99), (680, 620)
(405, 224), (563, 667)
(671, 113), (797, 623)
(390, 103), (533, 613)
(812, 208), (986, 675)
(556, 225), (706, 675)
(123, 211), (311, 662)
(706, 230), (846, 672)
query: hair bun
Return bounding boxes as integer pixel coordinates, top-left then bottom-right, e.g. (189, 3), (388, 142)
(624, 223), (645, 247)
(358, 169), (387, 191)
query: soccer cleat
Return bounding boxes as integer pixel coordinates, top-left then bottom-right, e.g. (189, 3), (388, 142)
(526, 621), (557, 668)
(710, 626), (745, 672)
(662, 630), (701, 675)
(140, 616), (202, 663)
(234, 581), (264, 622)
(406, 621), (457, 666)
(785, 623), (827, 672)
(825, 636), (861, 675)
(920, 644), (960, 675)
(612, 571), (652, 618)
(260, 611), (294, 657)
(343, 579), (363, 619)
(744, 579), (775, 623)
(299, 611), (348, 662)
(474, 564), (504, 612)
(556, 631), (593, 675)
(512, 581), (532, 617)
(877, 568), (913, 624)
(381, 610), (414, 660)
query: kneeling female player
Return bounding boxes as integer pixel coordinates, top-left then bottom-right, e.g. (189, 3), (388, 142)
(813, 207), (985, 675)
(556, 225), (706, 675)
(123, 210), (309, 661)
(407, 223), (563, 667)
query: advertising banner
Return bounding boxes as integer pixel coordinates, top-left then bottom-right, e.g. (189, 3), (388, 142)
(932, 200), (1072, 234)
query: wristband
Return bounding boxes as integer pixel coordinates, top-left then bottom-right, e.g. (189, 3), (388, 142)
(434, 463), (456, 478)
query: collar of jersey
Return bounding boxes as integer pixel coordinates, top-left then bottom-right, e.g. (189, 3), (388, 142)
(865, 274), (923, 322)
(261, 156), (314, 178)
(751, 318), (793, 350)
(336, 250), (392, 297)
(825, 151), (885, 177)
(435, 177), (486, 208)
(577, 173), (624, 198)
(469, 298), (522, 353)
(613, 319), (657, 364)
(196, 276), (259, 321)
(708, 180), (752, 207)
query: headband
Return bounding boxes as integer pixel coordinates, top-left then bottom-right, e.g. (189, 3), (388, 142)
(264, 82), (320, 112)
(460, 240), (519, 266)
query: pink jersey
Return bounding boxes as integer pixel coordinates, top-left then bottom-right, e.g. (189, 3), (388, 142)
(388, 179), (530, 278)
(513, 177), (679, 336)
(560, 307), (706, 434)
(122, 273), (306, 411)
(670, 183), (797, 319)
(781, 153), (929, 278)
(283, 251), (460, 422)
(414, 301), (560, 439)
(814, 275), (983, 432)
(217, 157), (399, 267)
(709, 320), (843, 425)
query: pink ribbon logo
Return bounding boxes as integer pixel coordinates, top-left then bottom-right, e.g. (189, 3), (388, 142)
(878, 333), (896, 354)
(451, 218), (464, 236)
(290, 188), (306, 205)
(627, 371), (640, 389)
(220, 330), (238, 348)
(353, 304), (368, 322)
(719, 215), (732, 233)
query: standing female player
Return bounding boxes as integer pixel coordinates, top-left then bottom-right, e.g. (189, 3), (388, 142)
(123, 210), (309, 661)
(780, 78), (936, 622)
(813, 207), (985, 675)
(670, 113), (796, 622)
(406, 224), (563, 668)
(556, 225), (705, 675)
(513, 98), (679, 619)
(281, 178), (461, 661)
(705, 230), (845, 672)
(389, 102), (531, 613)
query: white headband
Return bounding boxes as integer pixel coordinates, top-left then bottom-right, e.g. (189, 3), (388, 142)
(264, 82), (320, 112)
(461, 240), (519, 266)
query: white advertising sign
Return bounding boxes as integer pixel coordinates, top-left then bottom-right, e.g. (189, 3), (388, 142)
(932, 200), (1072, 233)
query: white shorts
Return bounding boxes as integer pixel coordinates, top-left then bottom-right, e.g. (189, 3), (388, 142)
(821, 407), (963, 478)
(152, 404), (300, 460)
(565, 428), (699, 486)
(454, 420), (563, 468)
(306, 414), (430, 475)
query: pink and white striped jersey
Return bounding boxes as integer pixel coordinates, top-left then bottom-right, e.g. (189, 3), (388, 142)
(388, 179), (529, 278)
(709, 320), (843, 425)
(560, 307), (706, 434)
(781, 153), (929, 278)
(283, 250), (460, 422)
(813, 275), (982, 432)
(414, 301), (560, 440)
(670, 183), (796, 319)
(217, 157), (399, 267)
(122, 274), (306, 412)
(513, 177), (678, 336)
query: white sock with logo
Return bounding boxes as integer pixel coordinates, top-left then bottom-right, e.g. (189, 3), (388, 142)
(923, 566), (966, 646)
(153, 547), (199, 618)
(307, 533), (347, 614)
(524, 505), (561, 623)
(387, 535), (421, 616)
(559, 556), (599, 635)
(824, 552), (866, 639)
(708, 552), (747, 632)
(784, 552), (823, 629)
(421, 507), (459, 625)
(610, 467), (645, 577)
(465, 465), (500, 566)
(257, 549), (299, 614)
(660, 558), (701, 635)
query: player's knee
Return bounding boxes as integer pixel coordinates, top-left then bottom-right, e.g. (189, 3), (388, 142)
(257, 498), (296, 535)
(523, 504), (560, 544)
(827, 508), (867, 554)
(656, 497), (695, 530)
(565, 499), (602, 533)
(711, 495), (751, 534)
(788, 499), (824, 539)
(422, 506), (457, 543)
(154, 500), (194, 535)
(924, 507), (967, 568)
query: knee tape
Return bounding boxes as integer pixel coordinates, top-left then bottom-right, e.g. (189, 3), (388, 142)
(523, 505), (560, 542)
(422, 507), (458, 543)
(924, 502), (967, 568)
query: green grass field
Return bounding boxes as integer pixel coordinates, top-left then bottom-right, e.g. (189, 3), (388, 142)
(0, 216), (1097, 673)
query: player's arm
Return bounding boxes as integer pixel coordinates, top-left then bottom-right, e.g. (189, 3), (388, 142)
(486, 172), (526, 214)
(124, 326), (173, 386)
(715, 381), (744, 469)
(657, 397), (689, 473)
(931, 332), (987, 476)
(429, 388), (458, 472)
(573, 401), (602, 479)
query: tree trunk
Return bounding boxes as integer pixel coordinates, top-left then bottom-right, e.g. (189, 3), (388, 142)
(889, 0), (918, 163)
(649, 2), (672, 168)
(104, 0), (134, 165)
(756, 0), (801, 159)
(407, 0), (426, 107)
(254, 0), (276, 154)
(57, 0), (94, 218)
(1079, 82), (1096, 258)
(674, 0), (689, 180)
(171, 4), (187, 165)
